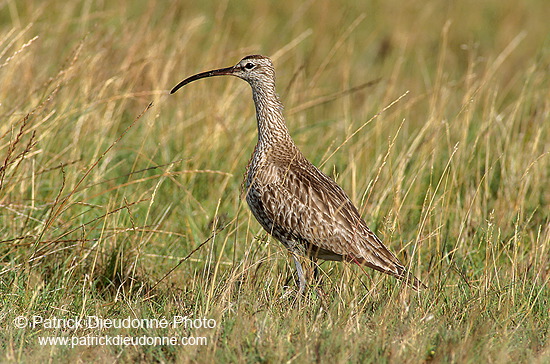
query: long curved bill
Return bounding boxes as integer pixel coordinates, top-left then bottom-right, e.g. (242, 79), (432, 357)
(170, 66), (235, 94)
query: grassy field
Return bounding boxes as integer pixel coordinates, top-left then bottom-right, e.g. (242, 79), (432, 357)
(1, 0), (548, 362)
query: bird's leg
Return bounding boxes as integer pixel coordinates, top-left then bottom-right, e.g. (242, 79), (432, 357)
(292, 254), (307, 295)
(312, 259), (320, 281)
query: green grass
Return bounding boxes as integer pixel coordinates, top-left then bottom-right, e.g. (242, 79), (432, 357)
(1, 0), (548, 362)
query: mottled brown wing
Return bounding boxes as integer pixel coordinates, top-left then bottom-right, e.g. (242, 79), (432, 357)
(260, 157), (425, 289)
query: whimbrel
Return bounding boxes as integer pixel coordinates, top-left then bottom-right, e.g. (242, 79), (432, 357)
(171, 55), (425, 293)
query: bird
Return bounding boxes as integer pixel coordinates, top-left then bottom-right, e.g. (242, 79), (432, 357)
(170, 55), (425, 293)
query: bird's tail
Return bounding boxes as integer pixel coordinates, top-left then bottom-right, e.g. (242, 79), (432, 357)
(394, 265), (427, 291)
(349, 255), (427, 291)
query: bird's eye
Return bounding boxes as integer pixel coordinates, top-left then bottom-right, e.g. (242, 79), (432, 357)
(244, 62), (255, 70)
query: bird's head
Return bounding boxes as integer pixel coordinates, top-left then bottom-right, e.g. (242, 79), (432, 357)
(170, 55), (275, 94)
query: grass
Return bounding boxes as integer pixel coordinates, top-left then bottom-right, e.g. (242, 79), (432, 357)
(1, 0), (548, 362)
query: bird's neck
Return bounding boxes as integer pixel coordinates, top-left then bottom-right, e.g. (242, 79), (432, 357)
(250, 82), (292, 147)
